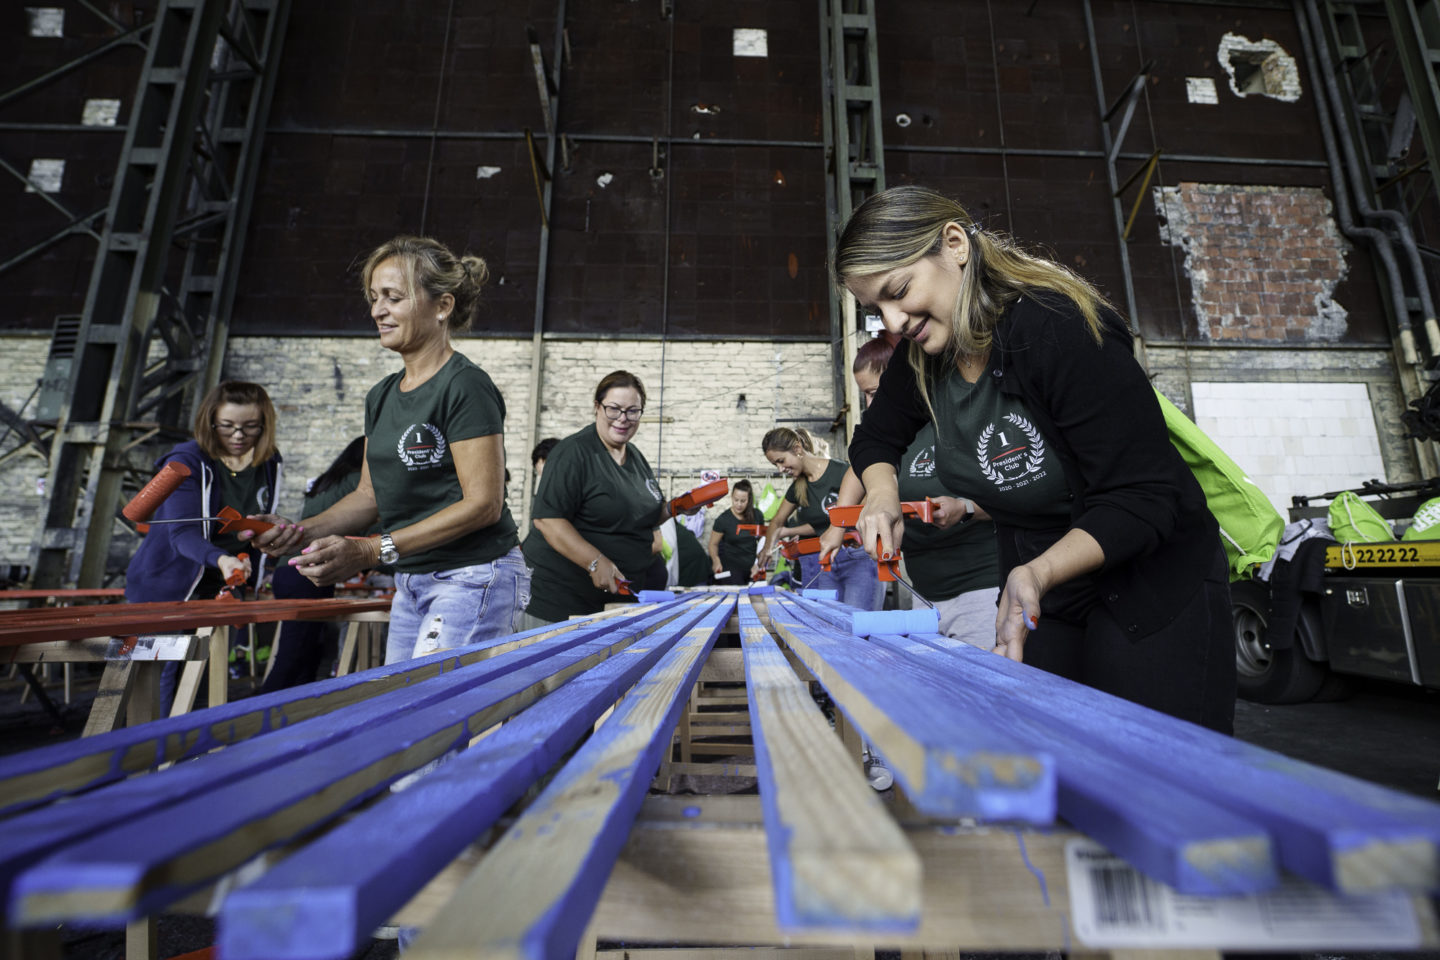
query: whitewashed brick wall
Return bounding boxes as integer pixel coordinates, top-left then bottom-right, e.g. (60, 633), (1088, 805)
(0, 339), (50, 567)
(1191, 381), (1386, 514)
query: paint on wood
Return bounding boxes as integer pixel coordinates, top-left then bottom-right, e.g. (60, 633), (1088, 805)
(767, 598), (1055, 821)
(739, 598), (921, 932)
(406, 597), (736, 960)
(217, 598), (725, 960)
(910, 632), (1440, 894)
(866, 633), (1276, 896)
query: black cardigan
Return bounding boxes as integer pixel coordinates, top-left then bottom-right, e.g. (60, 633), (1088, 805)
(850, 292), (1220, 638)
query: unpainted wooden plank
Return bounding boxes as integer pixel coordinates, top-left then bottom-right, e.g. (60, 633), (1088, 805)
(866, 633), (1275, 896)
(911, 632), (1440, 894)
(80, 662), (133, 738)
(739, 599), (920, 932)
(406, 597), (735, 959)
(217, 598), (725, 960)
(768, 599), (1053, 821)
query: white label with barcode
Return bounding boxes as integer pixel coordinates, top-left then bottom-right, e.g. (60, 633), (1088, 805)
(1065, 839), (1421, 949)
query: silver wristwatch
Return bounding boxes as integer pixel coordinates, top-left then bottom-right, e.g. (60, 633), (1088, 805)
(378, 533), (399, 565)
(587, 556), (602, 574)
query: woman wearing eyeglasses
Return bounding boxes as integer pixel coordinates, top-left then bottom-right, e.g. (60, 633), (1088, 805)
(251, 235), (528, 666)
(521, 370), (683, 625)
(123, 380), (284, 709)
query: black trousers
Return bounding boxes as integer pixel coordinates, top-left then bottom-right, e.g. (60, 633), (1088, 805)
(1018, 541), (1236, 735)
(261, 561), (335, 693)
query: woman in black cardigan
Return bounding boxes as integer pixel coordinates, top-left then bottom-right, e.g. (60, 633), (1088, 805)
(839, 185), (1234, 734)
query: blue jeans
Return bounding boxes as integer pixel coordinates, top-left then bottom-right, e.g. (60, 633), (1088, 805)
(794, 545), (884, 611)
(384, 548), (532, 664)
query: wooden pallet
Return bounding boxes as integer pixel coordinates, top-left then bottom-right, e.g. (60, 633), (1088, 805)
(1, 588), (1436, 960)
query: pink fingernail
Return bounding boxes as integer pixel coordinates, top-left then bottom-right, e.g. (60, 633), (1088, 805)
(302, 544), (314, 554)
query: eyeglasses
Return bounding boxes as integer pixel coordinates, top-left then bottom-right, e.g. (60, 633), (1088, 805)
(600, 403), (644, 422)
(214, 421), (264, 437)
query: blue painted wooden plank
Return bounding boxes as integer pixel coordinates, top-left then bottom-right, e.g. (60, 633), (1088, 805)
(406, 597), (736, 959)
(866, 632), (1277, 896)
(747, 584), (775, 595)
(217, 597), (726, 960)
(0, 602), (696, 916)
(0, 605), (667, 817)
(788, 594), (940, 637)
(738, 600), (920, 933)
(908, 632), (1440, 893)
(799, 589), (838, 600)
(766, 597), (1054, 821)
(10, 601), (719, 927)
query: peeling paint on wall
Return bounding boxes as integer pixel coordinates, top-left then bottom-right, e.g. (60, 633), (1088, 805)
(1218, 33), (1301, 102)
(1155, 182), (1350, 342)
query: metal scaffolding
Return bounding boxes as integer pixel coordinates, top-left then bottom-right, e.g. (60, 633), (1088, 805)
(821, 0), (886, 449)
(28, 0), (292, 589)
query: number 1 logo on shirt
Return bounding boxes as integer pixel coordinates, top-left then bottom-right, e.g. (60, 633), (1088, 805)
(397, 423), (448, 469)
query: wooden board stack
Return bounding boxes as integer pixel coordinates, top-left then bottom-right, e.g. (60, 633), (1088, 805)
(1, 586), (1438, 960)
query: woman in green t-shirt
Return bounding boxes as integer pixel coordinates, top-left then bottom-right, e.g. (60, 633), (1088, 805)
(521, 370), (693, 623)
(757, 427), (882, 610)
(252, 236), (528, 665)
(820, 336), (1002, 648)
(708, 479), (761, 584)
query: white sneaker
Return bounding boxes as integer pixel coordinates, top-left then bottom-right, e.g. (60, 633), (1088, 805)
(863, 751), (893, 791)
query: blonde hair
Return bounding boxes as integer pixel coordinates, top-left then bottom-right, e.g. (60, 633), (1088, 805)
(360, 235), (489, 333)
(834, 185), (1109, 418)
(762, 426), (829, 507)
(193, 380), (279, 465)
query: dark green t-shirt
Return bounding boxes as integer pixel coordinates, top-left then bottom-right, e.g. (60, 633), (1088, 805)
(363, 352), (518, 573)
(783, 459), (849, 534)
(212, 463), (270, 557)
(523, 425), (666, 620)
(933, 370), (1072, 527)
(711, 508), (759, 572)
(895, 422), (1001, 600)
(676, 524), (711, 587)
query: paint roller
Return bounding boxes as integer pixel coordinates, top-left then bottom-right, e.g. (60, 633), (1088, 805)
(122, 462), (275, 537)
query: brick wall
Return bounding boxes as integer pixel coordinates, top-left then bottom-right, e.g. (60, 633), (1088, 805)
(1154, 182), (1350, 342)
(0, 338), (51, 568)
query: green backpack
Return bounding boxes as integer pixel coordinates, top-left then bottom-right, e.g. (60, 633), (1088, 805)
(1328, 490), (1394, 543)
(1153, 389), (1285, 581)
(1402, 497), (1440, 542)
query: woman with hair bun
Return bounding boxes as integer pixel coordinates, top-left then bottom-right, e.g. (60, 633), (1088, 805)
(838, 185), (1233, 733)
(758, 426), (882, 610)
(521, 369), (694, 624)
(709, 479), (761, 584)
(254, 235), (529, 664)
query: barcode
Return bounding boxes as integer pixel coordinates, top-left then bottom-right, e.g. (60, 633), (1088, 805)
(1089, 865), (1160, 929)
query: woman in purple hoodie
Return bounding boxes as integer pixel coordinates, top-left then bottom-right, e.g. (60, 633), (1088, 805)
(124, 380), (284, 710)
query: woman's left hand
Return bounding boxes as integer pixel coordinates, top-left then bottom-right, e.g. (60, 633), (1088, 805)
(929, 497), (969, 530)
(289, 535), (377, 587)
(994, 563), (1045, 662)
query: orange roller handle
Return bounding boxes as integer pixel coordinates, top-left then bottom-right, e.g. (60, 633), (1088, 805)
(670, 478), (730, 514)
(216, 505), (275, 536)
(736, 523), (764, 537)
(123, 462), (192, 522)
(826, 499), (936, 529)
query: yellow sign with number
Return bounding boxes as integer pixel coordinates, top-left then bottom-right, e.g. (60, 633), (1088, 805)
(1325, 541), (1440, 569)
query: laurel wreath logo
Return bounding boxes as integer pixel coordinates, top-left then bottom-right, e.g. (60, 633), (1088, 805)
(975, 414), (1045, 486)
(397, 424), (448, 468)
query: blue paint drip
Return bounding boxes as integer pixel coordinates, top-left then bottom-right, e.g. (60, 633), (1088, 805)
(682, 806), (701, 818)
(1011, 828), (1049, 906)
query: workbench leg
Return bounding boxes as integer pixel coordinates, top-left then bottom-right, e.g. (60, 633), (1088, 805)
(679, 686), (694, 764)
(82, 661), (135, 737)
(834, 707), (864, 767)
(337, 620), (362, 676)
(171, 660), (206, 717)
(209, 626), (230, 708)
(126, 661), (160, 728)
(63, 663), (71, 704)
(126, 915), (158, 960)
(263, 623), (283, 685)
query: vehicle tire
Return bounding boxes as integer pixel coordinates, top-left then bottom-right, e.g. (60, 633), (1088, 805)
(1232, 579), (1327, 704)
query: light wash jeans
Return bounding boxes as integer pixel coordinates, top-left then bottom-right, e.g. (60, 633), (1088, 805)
(384, 547), (532, 664)
(795, 545), (884, 611)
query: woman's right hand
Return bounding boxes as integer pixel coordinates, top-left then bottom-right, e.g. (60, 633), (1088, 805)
(589, 555), (627, 594)
(243, 514), (306, 557)
(217, 553), (251, 583)
(816, 525), (846, 565)
(856, 491), (904, 561)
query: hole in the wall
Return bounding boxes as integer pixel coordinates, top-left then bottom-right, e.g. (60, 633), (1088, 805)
(1218, 33), (1301, 102)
